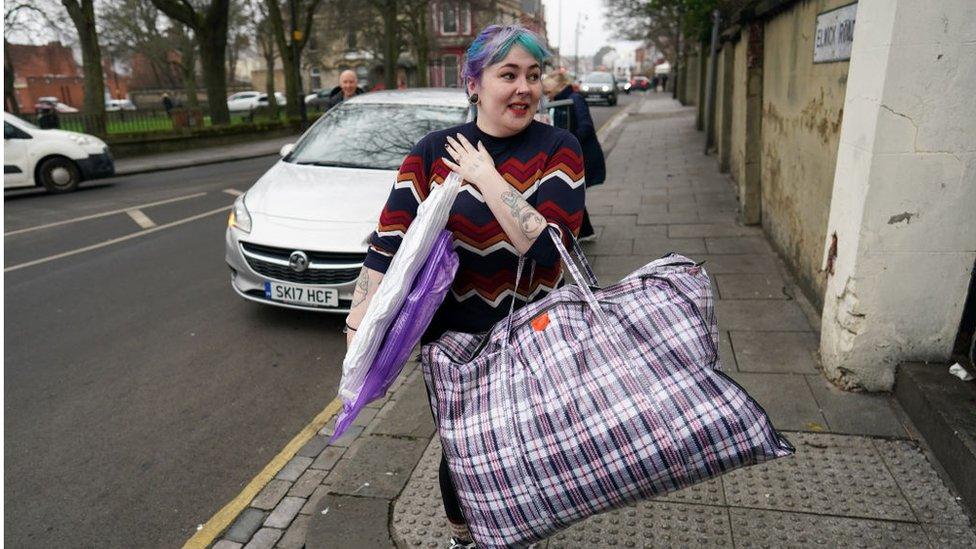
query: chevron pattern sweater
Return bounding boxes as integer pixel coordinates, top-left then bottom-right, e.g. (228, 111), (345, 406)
(364, 120), (586, 336)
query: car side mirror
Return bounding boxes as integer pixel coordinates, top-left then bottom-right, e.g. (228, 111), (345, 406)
(280, 143), (294, 157)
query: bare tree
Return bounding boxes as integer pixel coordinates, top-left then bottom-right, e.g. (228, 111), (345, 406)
(150, 0), (232, 124)
(61, 0), (107, 133)
(100, 0), (181, 89)
(226, 0), (249, 84)
(250, 0), (278, 110)
(263, 0), (325, 118)
(399, 0), (430, 86)
(169, 21), (200, 108)
(3, 0), (51, 113)
(604, 0), (682, 67)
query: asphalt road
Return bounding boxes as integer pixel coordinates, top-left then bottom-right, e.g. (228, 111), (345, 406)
(2, 93), (638, 547)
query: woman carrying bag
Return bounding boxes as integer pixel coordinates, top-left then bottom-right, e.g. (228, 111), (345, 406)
(344, 25), (585, 548)
(543, 71), (607, 241)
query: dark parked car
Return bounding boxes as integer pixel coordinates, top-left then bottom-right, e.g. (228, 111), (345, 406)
(579, 71), (618, 106)
(629, 76), (652, 92)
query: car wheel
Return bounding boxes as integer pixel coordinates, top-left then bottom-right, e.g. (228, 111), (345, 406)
(38, 156), (81, 193)
(609, 97), (617, 106)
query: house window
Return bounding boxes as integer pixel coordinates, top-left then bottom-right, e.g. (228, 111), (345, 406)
(443, 54), (459, 87)
(441, 3), (458, 34)
(439, 2), (470, 35)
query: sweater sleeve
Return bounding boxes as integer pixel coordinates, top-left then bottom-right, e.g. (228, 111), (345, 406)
(524, 132), (586, 267)
(363, 140), (429, 274)
(571, 94), (596, 143)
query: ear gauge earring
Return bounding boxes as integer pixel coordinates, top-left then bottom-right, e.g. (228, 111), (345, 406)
(468, 93), (479, 105)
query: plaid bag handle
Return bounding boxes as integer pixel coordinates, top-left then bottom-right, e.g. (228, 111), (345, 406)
(543, 225), (633, 357)
(501, 224), (611, 351)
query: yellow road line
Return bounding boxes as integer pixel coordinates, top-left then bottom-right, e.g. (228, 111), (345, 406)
(4, 204), (232, 273)
(183, 397), (343, 549)
(4, 191), (207, 236)
(223, 189), (244, 196)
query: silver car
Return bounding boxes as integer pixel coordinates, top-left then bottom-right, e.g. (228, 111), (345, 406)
(225, 89), (471, 313)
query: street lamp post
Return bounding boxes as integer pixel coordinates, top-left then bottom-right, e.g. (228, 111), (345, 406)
(574, 14), (587, 78)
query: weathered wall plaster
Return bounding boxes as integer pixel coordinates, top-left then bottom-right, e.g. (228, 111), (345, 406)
(760, 0), (851, 310)
(820, 0), (976, 390)
(730, 36), (748, 196)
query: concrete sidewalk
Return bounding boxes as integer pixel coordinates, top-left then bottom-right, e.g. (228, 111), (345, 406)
(210, 95), (976, 548)
(113, 134), (299, 176)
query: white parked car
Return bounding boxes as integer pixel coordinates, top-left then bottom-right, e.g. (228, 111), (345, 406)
(3, 112), (114, 193)
(105, 99), (137, 111)
(227, 91), (286, 112)
(35, 96), (79, 113)
(224, 89), (470, 312)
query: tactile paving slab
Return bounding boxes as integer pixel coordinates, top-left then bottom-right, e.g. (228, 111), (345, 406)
(728, 507), (929, 548)
(923, 522), (976, 548)
(874, 438), (971, 525)
(548, 501), (732, 548)
(722, 432), (916, 521)
(392, 437), (448, 548)
(393, 438), (733, 548)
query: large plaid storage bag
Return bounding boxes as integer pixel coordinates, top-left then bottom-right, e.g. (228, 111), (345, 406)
(421, 226), (794, 548)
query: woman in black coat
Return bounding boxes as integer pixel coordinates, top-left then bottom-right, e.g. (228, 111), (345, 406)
(544, 71), (606, 240)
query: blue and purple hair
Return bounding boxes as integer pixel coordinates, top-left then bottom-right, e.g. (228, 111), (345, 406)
(461, 25), (551, 84)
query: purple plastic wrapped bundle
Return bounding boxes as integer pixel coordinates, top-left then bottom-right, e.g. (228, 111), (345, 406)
(331, 230), (458, 442)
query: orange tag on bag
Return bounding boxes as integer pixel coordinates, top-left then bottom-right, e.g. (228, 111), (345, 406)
(531, 312), (550, 331)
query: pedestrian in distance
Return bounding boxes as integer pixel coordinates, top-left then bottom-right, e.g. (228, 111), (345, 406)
(325, 69), (364, 110)
(36, 102), (60, 129)
(344, 24), (586, 549)
(543, 70), (606, 242)
(161, 92), (174, 115)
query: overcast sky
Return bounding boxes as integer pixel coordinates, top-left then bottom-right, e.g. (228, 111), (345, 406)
(541, 0), (643, 57)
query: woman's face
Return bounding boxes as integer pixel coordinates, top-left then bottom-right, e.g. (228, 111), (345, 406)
(468, 45), (542, 137)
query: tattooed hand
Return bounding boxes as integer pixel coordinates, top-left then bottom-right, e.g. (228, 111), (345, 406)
(442, 133), (500, 191)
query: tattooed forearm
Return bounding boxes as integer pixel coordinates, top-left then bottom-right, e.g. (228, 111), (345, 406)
(351, 269), (370, 308)
(500, 190), (546, 239)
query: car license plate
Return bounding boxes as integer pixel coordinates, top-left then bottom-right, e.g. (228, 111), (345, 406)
(264, 282), (339, 308)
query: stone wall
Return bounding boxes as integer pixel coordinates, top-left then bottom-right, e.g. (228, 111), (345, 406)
(759, 0), (851, 310)
(729, 37), (748, 196)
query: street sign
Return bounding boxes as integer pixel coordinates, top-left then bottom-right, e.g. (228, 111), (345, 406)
(814, 2), (857, 63)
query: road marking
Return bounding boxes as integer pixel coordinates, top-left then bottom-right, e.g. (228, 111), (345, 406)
(183, 397), (343, 549)
(4, 192), (208, 236)
(125, 208), (156, 229)
(5, 204), (232, 273)
(223, 189), (243, 196)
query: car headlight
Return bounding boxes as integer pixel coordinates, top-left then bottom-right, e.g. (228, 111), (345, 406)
(581, 85), (589, 92)
(69, 134), (92, 146)
(228, 194), (253, 233)
(602, 85), (610, 92)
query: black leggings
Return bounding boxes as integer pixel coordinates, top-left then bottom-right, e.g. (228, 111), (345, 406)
(421, 329), (468, 525)
(439, 452), (466, 523)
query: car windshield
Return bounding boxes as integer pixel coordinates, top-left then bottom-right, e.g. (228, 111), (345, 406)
(584, 73), (614, 84)
(287, 103), (467, 170)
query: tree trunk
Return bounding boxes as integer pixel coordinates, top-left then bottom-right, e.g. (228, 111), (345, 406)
(279, 44), (300, 119)
(198, 28), (231, 124)
(177, 30), (200, 109)
(62, 0), (107, 134)
(415, 6), (429, 87)
(151, 0), (230, 124)
(263, 48), (278, 111)
(4, 41), (20, 115)
(381, 0), (398, 90)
